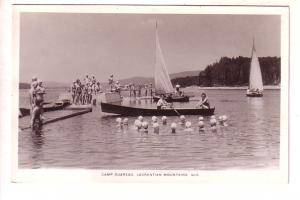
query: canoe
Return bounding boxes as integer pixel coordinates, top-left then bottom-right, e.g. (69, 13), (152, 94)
(100, 102), (215, 116)
(152, 95), (189, 103)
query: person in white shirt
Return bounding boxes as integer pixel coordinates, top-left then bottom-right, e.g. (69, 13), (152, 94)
(156, 95), (168, 109)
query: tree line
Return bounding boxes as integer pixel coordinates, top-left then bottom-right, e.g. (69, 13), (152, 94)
(171, 56), (281, 87)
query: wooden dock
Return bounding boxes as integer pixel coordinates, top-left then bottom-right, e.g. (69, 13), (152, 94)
(19, 108), (92, 130)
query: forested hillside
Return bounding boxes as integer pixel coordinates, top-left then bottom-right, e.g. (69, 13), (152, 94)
(171, 56), (280, 87)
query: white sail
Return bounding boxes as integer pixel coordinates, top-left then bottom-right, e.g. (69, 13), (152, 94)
(249, 44), (263, 92)
(154, 23), (173, 94)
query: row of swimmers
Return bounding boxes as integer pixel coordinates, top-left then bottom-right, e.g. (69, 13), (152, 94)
(115, 115), (228, 133)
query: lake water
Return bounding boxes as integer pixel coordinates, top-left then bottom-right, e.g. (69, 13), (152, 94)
(18, 88), (280, 170)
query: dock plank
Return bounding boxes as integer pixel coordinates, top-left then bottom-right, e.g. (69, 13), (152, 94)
(19, 109), (92, 130)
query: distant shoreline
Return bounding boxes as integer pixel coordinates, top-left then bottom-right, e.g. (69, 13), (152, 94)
(185, 85), (280, 90)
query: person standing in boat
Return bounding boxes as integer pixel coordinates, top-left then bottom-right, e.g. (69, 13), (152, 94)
(196, 93), (210, 109)
(109, 75), (114, 92)
(157, 95), (168, 110)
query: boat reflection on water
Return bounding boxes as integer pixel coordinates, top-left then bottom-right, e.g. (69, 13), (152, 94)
(247, 96), (264, 112)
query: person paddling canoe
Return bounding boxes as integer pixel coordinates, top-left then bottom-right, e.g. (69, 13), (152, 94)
(196, 93), (210, 109)
(157, 95), (168, 109)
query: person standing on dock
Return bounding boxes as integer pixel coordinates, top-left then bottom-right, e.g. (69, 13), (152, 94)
(83, 75), (90, 86)
(71, 81), (76, 104)
(36, 79), (46, 118)
(132, 84), (136, 97)
(29, 78), (46, 127)
(138, 85), (142, 97)
(75, 79), (82, 105)
(96, 82), (102, 94)
(87, 83), (93, 104)
(130, 84), (135, 97)
(144, 84), (148, 97)
(115, 81), (121, 93)
(29, 76), (38, 113)
(149, 83), (153, 97)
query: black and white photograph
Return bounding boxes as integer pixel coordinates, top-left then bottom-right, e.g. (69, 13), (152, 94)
(12, 5), (289, 182)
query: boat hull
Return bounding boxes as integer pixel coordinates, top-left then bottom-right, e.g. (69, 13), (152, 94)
(100, 102), (214, 116)
(19, 101), (70, 117)
(152, 95), (189, 103)
(246, 93), (263, 97)
(246, 89), (263, 97)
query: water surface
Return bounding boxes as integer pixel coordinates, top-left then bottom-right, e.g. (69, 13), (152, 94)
(19, 88), (280, 170)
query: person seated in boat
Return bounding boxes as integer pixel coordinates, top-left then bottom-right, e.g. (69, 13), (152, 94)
(179, 91), (184, 96)
(196, 93), (210, 109)
(175, 83), (180, 95)
(157, 95), (168, 110)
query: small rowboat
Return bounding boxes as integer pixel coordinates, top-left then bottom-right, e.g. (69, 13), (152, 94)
(100, 102), (215, 116)
(19, 100), (70, 118)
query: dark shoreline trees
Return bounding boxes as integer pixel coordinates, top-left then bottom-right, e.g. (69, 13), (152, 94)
(171, 56), (280, 87)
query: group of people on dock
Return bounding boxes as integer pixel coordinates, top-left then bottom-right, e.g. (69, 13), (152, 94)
(128, 83), (153, 97)
(108, 75), (154, 97)
(71, 75), (102, 105)
(29, 76), (46, 127)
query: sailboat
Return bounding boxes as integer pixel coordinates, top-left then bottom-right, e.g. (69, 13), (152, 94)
(153, 21), (189, 103)
(246, 39), (263, 97)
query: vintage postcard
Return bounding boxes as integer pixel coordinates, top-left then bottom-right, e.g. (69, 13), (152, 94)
(12, 4), (289, 183)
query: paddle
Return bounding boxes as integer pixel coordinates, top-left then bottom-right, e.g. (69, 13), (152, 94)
(172, 108), (180, 116)
(169, 103), (180, 116)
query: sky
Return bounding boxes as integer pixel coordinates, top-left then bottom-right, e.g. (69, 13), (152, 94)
(19, 13), (280, 83)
